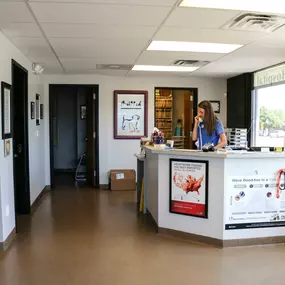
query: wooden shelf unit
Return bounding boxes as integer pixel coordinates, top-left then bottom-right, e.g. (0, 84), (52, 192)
(155, 89), (173, 140)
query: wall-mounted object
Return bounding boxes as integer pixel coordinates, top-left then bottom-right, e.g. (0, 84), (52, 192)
(114, 90), (148, 139)
(209, 100), (220, 114)
(40, 104), (44, 119)
(32, 63), (44, 75)
(31, 102), (35, 120)
(4, 139), (11, 157)
(80, 105), (86, 120)
(36, 94), (40, 125)
(1, 81), (12, 139)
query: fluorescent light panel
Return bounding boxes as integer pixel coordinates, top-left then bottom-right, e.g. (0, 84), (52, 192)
(180, 0), (285, 14)
(147, 41), (242, 54)
(132, 65), (199, 72)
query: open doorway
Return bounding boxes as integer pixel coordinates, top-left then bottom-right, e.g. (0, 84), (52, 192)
(154, 87), (198, 149)
(49, 85), (99, 188)
(11, 60), (31, 220)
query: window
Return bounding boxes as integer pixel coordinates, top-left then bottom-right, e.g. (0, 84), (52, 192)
(252, 84), (285, 147)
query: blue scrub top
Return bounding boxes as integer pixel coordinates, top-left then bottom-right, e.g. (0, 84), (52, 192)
(197, 120), (224, 150)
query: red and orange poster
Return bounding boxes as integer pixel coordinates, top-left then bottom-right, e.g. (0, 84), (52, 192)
(170, 159), (208, 218)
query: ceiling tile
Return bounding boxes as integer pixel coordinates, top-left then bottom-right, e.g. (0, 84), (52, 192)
(136, 50), (223, 65)
(154, 27), (266, 45)
(49, 38), (147, 58)
(61, 57), (135, 69)
(29, 0), (177, 6)
(254, 26), (285, 48)
(29, 56), (63, 73)
(193, 43), (285, 77)
(8, 37), (54, 57)
(65, 69), (129, 76)
(0, 23), (42, 37)
(42, 23), (156, 39)
(129, 70), (194, 78)
(0, 2), (34, 23)
(30, 2), (171, 25)
(165, 7), (240, 29)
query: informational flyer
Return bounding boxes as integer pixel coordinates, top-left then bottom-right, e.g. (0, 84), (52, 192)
(170, 159), (208, 218)
(225, 175), (285, 230)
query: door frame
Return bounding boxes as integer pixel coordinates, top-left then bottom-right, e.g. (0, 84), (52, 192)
(49, 84), (99, 188)
(11, 59), (31, 216)
(154, 86), (198, 135)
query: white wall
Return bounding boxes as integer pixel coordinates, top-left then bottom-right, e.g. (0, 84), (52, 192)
(44, 75), (226, 185)
(0, 32), (45, 242)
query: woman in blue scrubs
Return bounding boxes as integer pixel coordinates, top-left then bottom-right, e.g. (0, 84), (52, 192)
(192, 100), (227, 150)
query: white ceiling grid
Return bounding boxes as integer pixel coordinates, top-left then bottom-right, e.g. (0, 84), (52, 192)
(0, 0), (284, 77)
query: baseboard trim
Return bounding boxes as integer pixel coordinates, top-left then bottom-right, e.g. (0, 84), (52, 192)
(158, 227), (223, 248)
(222, 236), (285, 247)
(99, 184), (109, 190)
(0, 228), (16, 252)
(31, 185), (51, 215)
(146, 210), (285, 248)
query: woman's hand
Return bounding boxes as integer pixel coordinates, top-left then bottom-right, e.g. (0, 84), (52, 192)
(194, 116), (200, 125)
(192, 116), (199, 141)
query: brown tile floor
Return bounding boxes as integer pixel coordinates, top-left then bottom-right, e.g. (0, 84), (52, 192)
(1, 188), (285, 285)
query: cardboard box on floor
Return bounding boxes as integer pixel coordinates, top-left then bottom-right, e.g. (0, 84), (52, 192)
(109, 169), (136, 191)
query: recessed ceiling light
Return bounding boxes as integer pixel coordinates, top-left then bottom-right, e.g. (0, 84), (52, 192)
(147, 41), (242, 54)
(179, 0), (285, 14)
(132, 65), (199, 72)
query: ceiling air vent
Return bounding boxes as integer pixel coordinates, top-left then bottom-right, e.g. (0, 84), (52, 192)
(222, 13), (285, 33)
(173, 60), (209, 67)
(96, 64), (132, 70)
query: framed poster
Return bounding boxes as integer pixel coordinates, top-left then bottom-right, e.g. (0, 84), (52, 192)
(36, 94), (40, 126)
(114, 90), (148, 139)
(225, 175), (285, 230)
(31, 102), (35, 119)
(170, 159), (208, 218)
(209, 100), (220, 114)
(40, 104), (44, 119)
(1, 82), (12, 139)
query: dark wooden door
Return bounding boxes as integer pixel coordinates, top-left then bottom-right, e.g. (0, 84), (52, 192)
(87, 87), (97, 187)
(12, 60), (31, 215)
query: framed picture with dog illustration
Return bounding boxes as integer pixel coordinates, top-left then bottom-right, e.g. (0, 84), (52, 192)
(169, 159), (209, 219)
(114, 90), (148, 139)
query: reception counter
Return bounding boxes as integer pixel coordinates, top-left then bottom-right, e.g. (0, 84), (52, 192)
(143, 146), (285, 247)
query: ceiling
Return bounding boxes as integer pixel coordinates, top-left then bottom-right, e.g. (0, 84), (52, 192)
(0, 0), (285, 78)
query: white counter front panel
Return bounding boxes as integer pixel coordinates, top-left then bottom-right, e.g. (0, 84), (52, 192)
(158, 154), (225, 240)
(224, 158), (285, 240)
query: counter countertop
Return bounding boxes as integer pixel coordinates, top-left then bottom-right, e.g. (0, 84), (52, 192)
(144, 146), (285, 159)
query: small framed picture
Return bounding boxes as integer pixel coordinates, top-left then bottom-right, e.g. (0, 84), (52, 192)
(80, 105), (86, 119)
(209, 100), (220, 114)
(31, 102), (35, 119)
(1, 82), (12, 139)
(36, 94), (40, 125)
(4, 139), (11, 157)
(40, 104), (44, 119)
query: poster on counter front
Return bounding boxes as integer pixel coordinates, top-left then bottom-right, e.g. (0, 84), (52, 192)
(225, 175), (285, 230)
(170, 159), (208, 218)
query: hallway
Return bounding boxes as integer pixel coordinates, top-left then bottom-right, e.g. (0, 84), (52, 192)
(1, 189), (285, 285)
